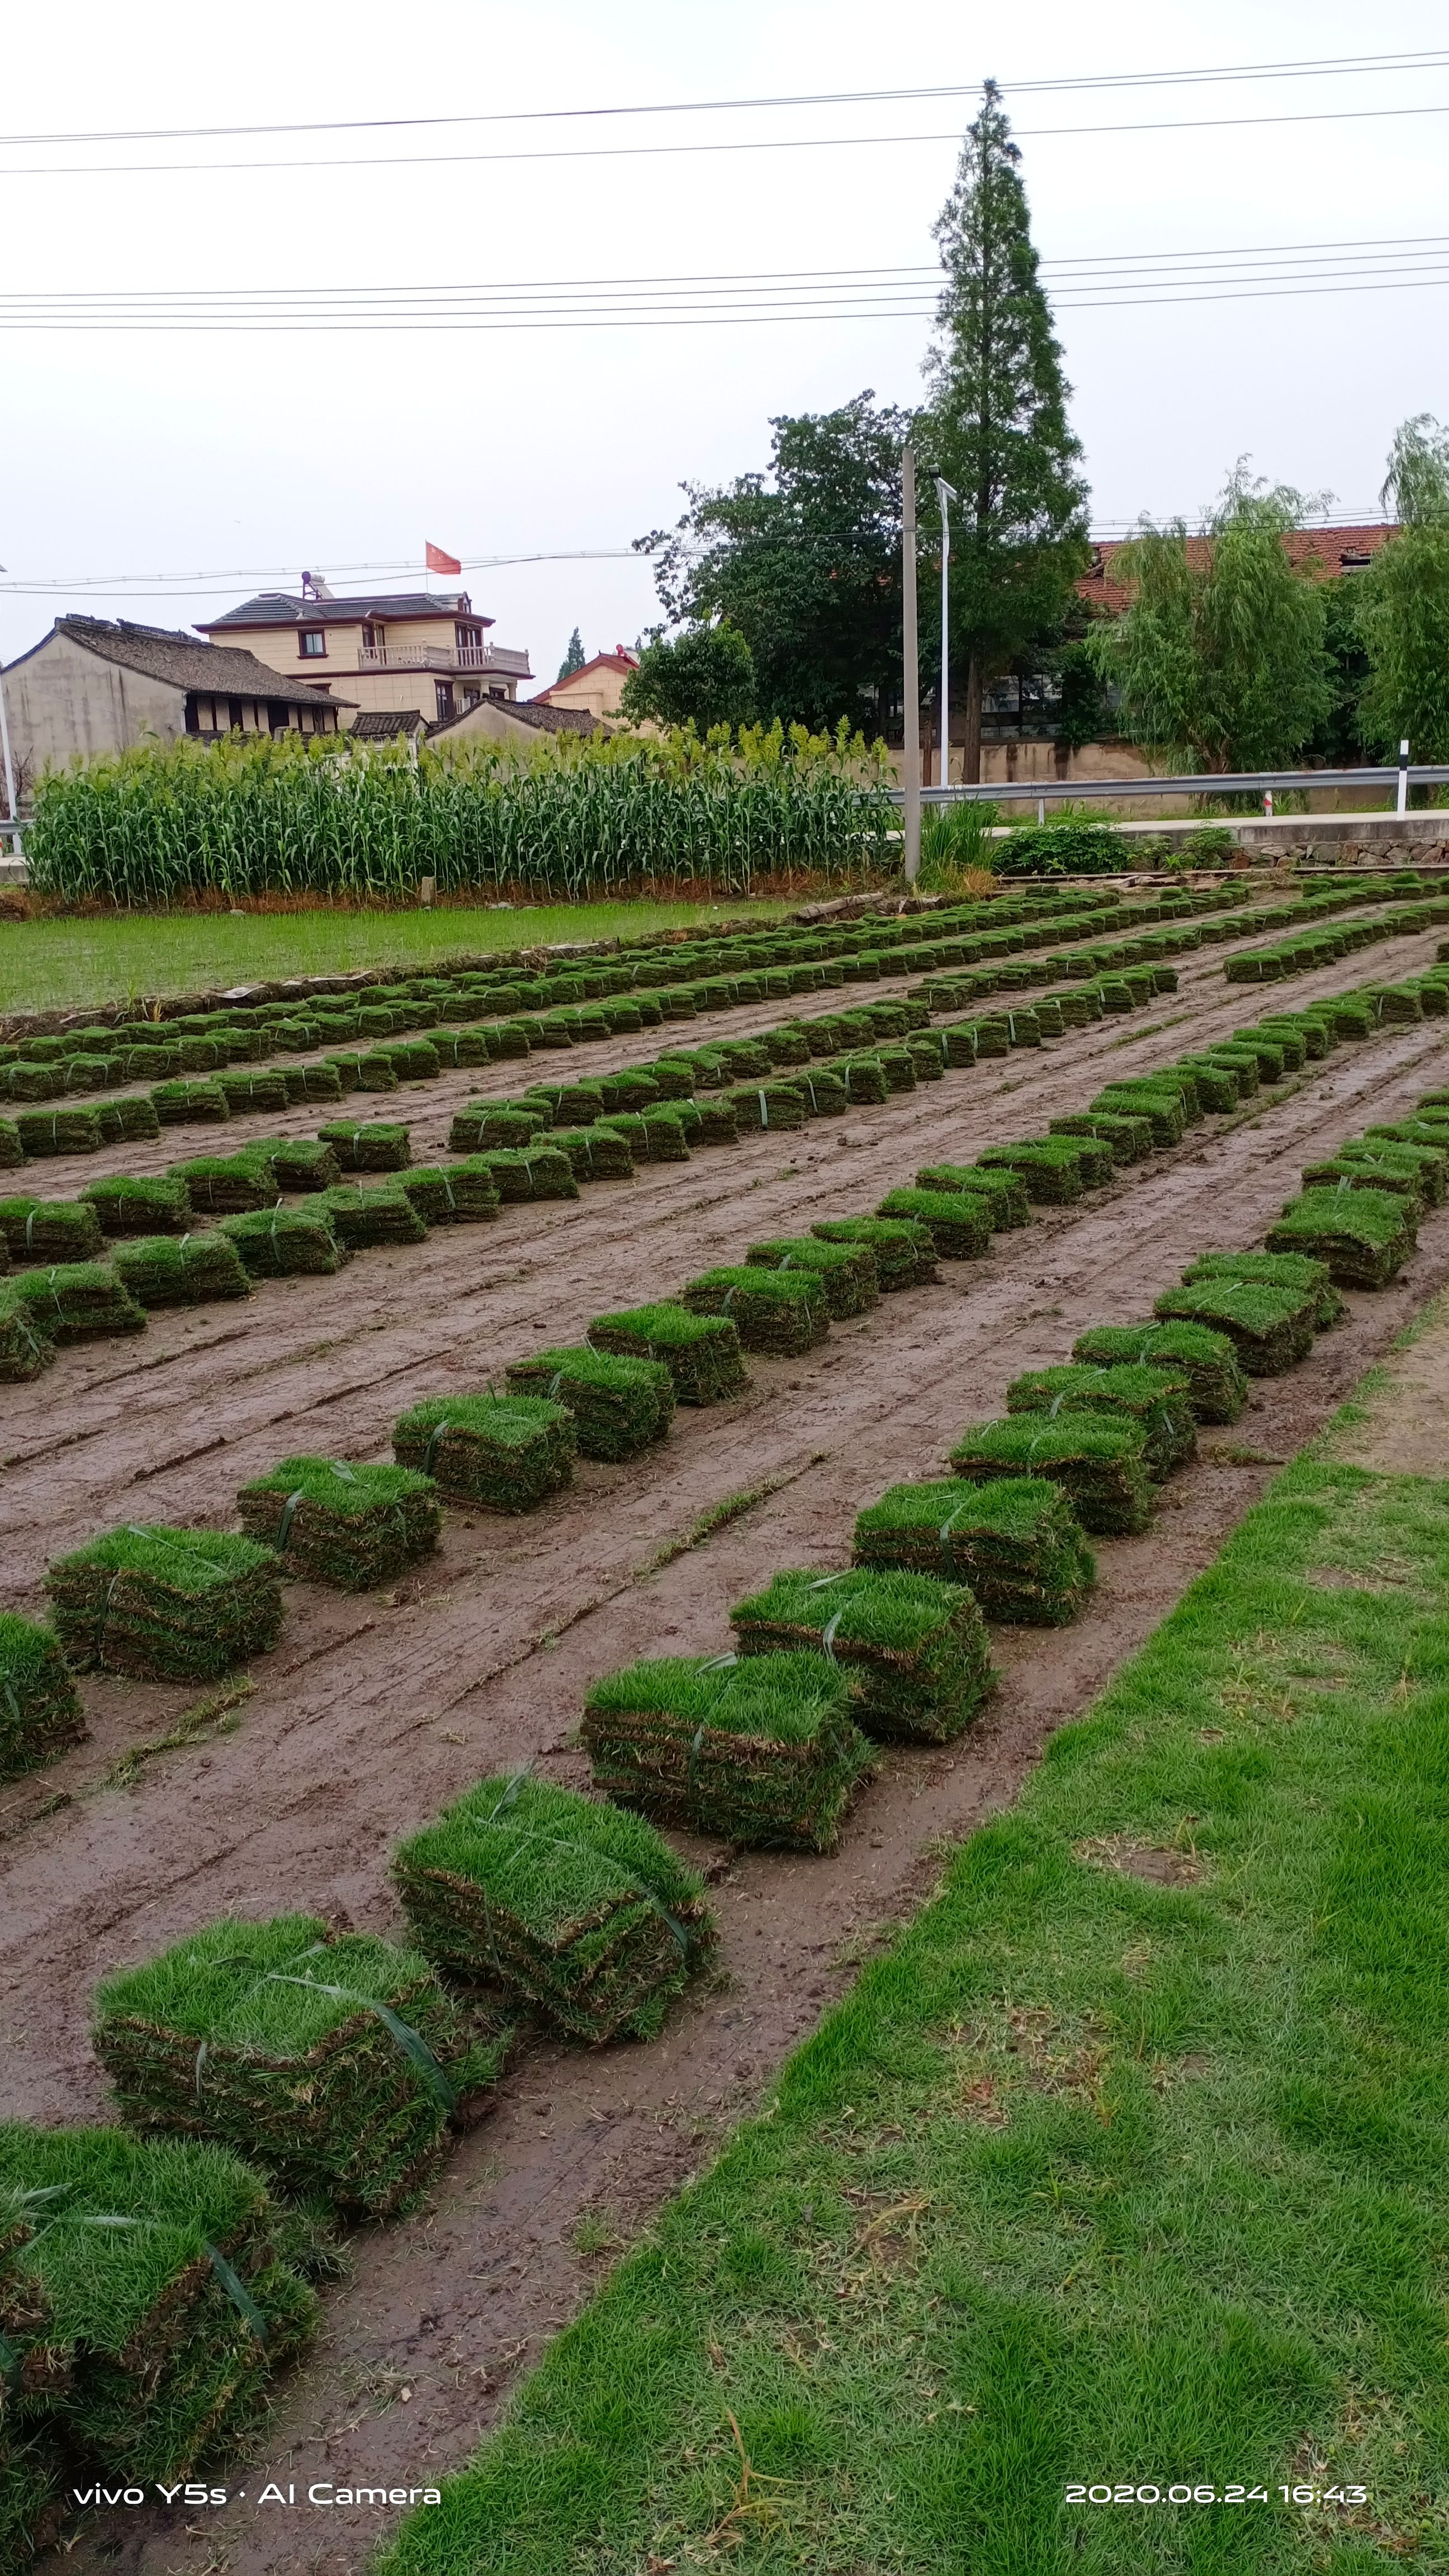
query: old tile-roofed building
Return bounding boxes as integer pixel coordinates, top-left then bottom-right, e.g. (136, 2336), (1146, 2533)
(1, 617), (349, 785)
(1077, 523), (1399, 618)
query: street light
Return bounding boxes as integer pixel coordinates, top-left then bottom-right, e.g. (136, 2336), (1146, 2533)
(934, 479), (958, 788)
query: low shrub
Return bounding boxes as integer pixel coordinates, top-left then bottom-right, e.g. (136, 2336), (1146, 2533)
(729, 1565), (996, 1744)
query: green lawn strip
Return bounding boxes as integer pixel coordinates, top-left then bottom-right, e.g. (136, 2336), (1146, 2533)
(380, 1453), (1449, 2575)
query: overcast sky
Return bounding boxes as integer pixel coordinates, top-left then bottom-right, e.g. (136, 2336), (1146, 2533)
(3, 0), (1447, 686)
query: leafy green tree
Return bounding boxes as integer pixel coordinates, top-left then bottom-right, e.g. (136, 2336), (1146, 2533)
(1089, 468), (1330, 771)
(918, 82), (1090, 779)
(1306, 578), (1374, 766)
(556, 627), (586, 682)
(636, 393), (911, 731)
(1357, 416), (1449, 761)
(618, 626), (756, 731)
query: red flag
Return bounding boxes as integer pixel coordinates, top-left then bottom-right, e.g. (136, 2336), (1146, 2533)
(425, 539), (462, 575)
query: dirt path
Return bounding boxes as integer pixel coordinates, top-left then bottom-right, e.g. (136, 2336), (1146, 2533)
(6, 917), (1447, 2576)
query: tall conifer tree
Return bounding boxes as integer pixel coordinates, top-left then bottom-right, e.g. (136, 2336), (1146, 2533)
(922, 83), (1089, 778)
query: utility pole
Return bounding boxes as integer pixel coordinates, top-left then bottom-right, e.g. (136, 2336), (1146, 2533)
(0, 666), (18, 863)
(1398, 737), (1410, 818)
(935, 477), (958, 788)
(902, 446), (921, 883)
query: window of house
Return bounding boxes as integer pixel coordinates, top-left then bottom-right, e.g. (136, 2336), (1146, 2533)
(299, 628), (327, 657)
(462, 688), (481, 709)
(435, 680), (455, 723)
(487, 685), (506, 702)
(361, 623), (384, 652)
(227, 699), (245, 731)
(455, 622), (484, 655)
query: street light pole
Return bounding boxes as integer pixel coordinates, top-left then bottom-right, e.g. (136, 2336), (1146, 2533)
(934, 478), (958, 789)
(902, 446), (921, 883)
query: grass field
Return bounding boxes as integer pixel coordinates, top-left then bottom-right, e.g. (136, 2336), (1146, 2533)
(381, 1436), (1449, 2575)
(0, 896), (795, 1016)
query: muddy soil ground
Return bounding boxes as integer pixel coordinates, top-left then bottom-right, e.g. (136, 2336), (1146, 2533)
(4, 917), (1447, 2576)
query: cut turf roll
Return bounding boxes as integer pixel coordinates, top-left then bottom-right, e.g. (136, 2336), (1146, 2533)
(1335, 1137), (1445, 1206)
(280, 1059), (345, 1104)
(0, 1196), (105, 1265)
(1183, 1248), (1344, 1330)
(853, 1476), (1095, 1625)
(93, 1915), (506, 2219)
(681, 1264), (830, 1355)
(13, 1262), (147, 1342)
(876, 1185), (993, 1258)
(316, 1119), (412, 1172)
(247, 1137), (343, 1192)
(1049, 1110), (1153, 1164)
(79, 1174), (192, 1238)
(168, 1153), (274, 1215)
(834, 1054), (892, 1105)
(392, 1772), (714, 2043)
(215, 1069), (291, 1116)
(793, 1068), (848, 1119)
(113, 1230), (252, 1308)
(587, 1301), (748, 1404)
(948, 1413), (1156, 1536)
(1172, 1058), (1240, 1113)
(551, 1125), (636, 1181)
(150, 1079), (232, 1125)
(0, 1612), (88, 1779)
(726, 1081), (808, 1131)
(14, 1106), (103, 1157)
(462, 1145), (579, 1201)
(237, 1456), (441, 1589)
(594, 1110), (692, 1163)
(916, 1163), (1031, 1228)
(1152, 1277), (1317, 1371)
(399, 1163), (502, 1224)
(811, 1214), (939, 1289)
(0, 2123), (316, 2488)
(0, 1117), (22, 1169)
(1090, 1085), (1186, 1147)
(745, 1234), (879, 1317)
(580, 1650), (873, 1851)
(217, 1204), (346, 1276)
(323, 1048), (401, 1092)
(392, 1393), (576, 1510)
(303, 1182), (428, 1249)
(0, 1289), (56, 1382)
(527, 1080), (607, 1125)
(97, 1095), (162, 1147)
(1070, 1319), (1247, 1424)
(505, 1344), (675, 1461)
(729, 1565), (996, 1744)
(448, 1101), (551, 1152)
(1006, 1362), (1196, 1479)
(1264, 1186), (1415, 1289)
(46, 1524), (283, 1680)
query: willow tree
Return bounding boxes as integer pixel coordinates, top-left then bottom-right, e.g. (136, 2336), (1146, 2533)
(920, 82), (1089, 779)
(1357, 416), (1449, 762)
(1090, 469), (1331, 772)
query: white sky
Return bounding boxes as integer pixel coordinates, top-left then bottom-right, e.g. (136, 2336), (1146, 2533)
(3, 0), (1447, 684)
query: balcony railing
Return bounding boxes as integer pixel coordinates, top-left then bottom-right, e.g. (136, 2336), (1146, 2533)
(355, 641), (533, 676)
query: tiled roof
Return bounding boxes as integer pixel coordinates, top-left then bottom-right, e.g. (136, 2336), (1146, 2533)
(1077, 523), (1399, 617)
(349, 709), (432, 739)
(431, 697), (605, 741)
(201, 590), (487, 629)
(23, 618), (352, 708)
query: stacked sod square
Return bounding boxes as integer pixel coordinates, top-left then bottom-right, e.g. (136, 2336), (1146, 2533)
(505, 1346), (675, 1461)
(729, 1566), (996, 1742)
(113, 1232), (252, 1307)
(93, 1914), (508, 2217)
(588, 1302), (749, 1404)
(392, 1774), (713, 2042)
(1006, 1362), (1197, 1478)
(854, 1478), (1094, 1623)
(0, 1613), (88, 1779)
(580, 1650), (873, 1849)
(682, 1265), (830, 1355)
(393, 1394), (575, 1509)
(948, 1415), (1156, 1537)
(236, 1457), (441, 1589)
(745, 1235), (879, 1317)
(46, 1526), (283, 1680)
(1071, 1320), (1248, 1425)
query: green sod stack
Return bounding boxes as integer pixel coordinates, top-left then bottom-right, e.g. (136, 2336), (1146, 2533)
(151, 1079), (231, 1125)
(681, 1265), (830, 1355)
(0, 1613), (88, 1780)
(399, 1164), (502, 1224)
(393, 1393), (576, 1510)
(0, 1197), (104, 1265)
(248, 1137), (343, 1192)
(113, 1230), (252, 1308)
(15, 1107), (103, 1157)
(1300, 1152), (1427, 1220)
(726, 1081), (808, 1131)
(552, 1125), (636, 1181)
(745, 1234), (879, 1317)
(93, 1915), (507, 2218)
(916, 1164), (1031, 1228)
(280, 1060), (345, 1105)
(1049, 1110), (1154, 1164)
(0, 1118), (23, 1169)
(835, 1055), (891, 1105)
(168, 1153), (273, 1215)
(948, 1414), (1156, 1537)
(46, 1524), (284, 1680)
(303, 1183), (429, 1249)
(730, 1565), (996, 1744)
(237, 1456), (441, 1589)
(324, 1049), (400, 1092)
(1183, 1248), (1345, 1330)
(218, 1205), (347, 1276)
(316, 1120), (412, 1172)
(505, 1345), (675, 1461)
(13, 1263), (148, 1342)
(793, 1069), (847, 1119)
(853, 1476), (1095, 1625)
(1071, 1319), (1248, 1424)
(79, 1175), (192, 1238)
(1006, 1362), (1196, 1478)
(976, 1140), (1086, 1205)
(463, 1145), (579, 1201)
(448, 1102), (550, 1151)
(1091, 1084), (1187, 1147)
(0, 1289), (55, 1382)
(216, 1070), (290, 1116)
(811, 1215), (939, 1288)
(580, 1650), (873, 1851)
(588, 1301), (748, 1404)
(594, 1110), (692, 1164)
(0, 2123), (316, 2485)
(876, 1186), (993, 1259)
(1265, 1187), (1415, 1289)
(392, 1773), (714, 2043)
(1153, 1276), (1317, 1371)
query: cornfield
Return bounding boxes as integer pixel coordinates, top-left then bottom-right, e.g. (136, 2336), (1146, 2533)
(26, 721), (896, 908)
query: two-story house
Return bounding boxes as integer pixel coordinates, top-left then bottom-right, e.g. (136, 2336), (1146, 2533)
(197, 583), (532, 730)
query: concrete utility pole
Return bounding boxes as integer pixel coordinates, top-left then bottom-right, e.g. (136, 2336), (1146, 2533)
(1398, 738), (1411, 817)
(935, 477), (958, 788)
(902, 446), (921, 883)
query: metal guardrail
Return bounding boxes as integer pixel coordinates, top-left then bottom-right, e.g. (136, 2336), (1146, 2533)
(894, 765), (1449, 807)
